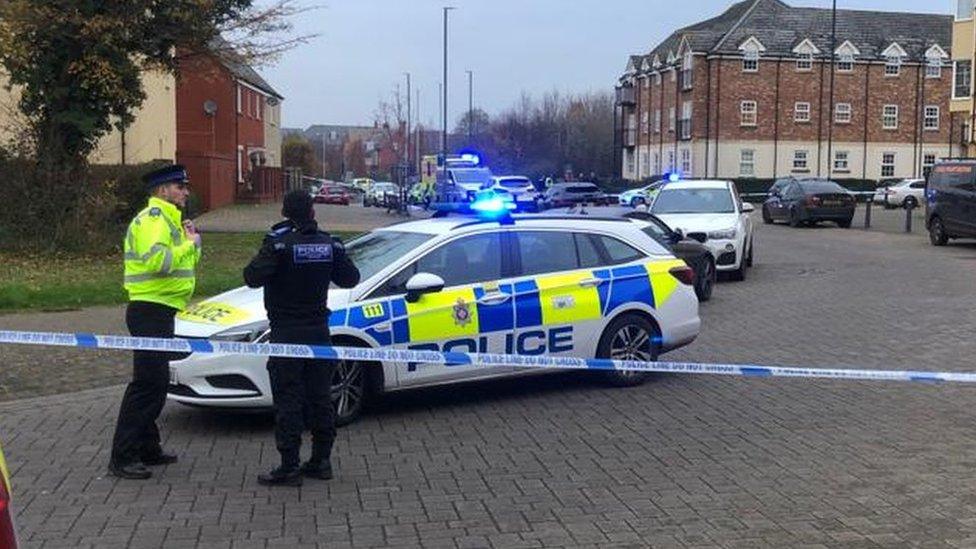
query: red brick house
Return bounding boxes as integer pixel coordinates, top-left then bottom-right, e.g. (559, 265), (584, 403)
(614, 0), (960, 182)
(176, 44), (284, 210)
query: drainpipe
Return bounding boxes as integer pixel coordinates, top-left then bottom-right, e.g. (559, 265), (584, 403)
(862, 64), (870, 180)
(773, 57), (782, 179)
(705, 56), (712, 177)
(714, 56), (723, 177)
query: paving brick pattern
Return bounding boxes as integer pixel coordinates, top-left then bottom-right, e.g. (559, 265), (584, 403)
(4, 223), (976, 548)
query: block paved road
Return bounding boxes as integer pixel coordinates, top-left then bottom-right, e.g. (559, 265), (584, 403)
(4, 220), (976, 548)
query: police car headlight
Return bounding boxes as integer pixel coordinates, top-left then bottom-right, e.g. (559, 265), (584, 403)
(707, 228), (737, 240)
(211, 321), (271, 343)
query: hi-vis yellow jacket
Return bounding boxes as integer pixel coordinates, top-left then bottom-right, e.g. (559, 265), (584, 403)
(123, 197), (200, 310)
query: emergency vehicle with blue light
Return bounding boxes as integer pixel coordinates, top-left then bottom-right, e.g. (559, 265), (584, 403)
(168, 199), (702, 425)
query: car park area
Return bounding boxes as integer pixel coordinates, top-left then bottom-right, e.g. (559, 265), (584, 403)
(4, 215), (976, 547)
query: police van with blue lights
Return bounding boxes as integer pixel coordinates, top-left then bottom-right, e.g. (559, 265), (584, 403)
(168, 197), (702, 425)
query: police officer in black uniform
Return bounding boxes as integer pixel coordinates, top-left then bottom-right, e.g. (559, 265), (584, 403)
(243, 190), (360, 486)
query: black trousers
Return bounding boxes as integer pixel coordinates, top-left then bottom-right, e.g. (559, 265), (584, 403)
(267, 324), (336, 469)
(110, 301), (178, 466)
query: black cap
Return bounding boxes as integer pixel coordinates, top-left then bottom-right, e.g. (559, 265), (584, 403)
(143, 164), (189, 191)
(282, 189), (314, 222)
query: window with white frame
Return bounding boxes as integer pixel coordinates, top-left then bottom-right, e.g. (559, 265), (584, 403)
(924, 106), (940, 131)
(671, 67), (676, 82)
(833, 150), (850, 172)
(835, 103), (852, 124)
(794, 102), (811, 123)
(653, 73), (660, 85)
(793, 150), (809, 171)
(641, 111), (649, 132)
(237, 145), (244, 182)
(641, 152), (649, 174)
(954, 60), (972, 98)
(740, 100), (757, 126)
(257, 96), (263, 120)
(680, 101), (693, 139)
(681, 51), (693, 89)
(884, 56), (901, 76)
(923, 153), (937, 170)
(668, 107), (676, 132)
(740, 149), (755, 176)
(236, 86), (242, 113)
(654, 109), (661, 133)
(667, 150), (675, 172)
(796, 52), (813, 71)
(680, 149), (692, 173)
(837, 53), (854, 72)
(959, 0), (974, 20)
(881, 152), (896, 177)
(926, 58), (942, 79)
(882, 105), (899, 130)
(653, 152), (661, 175)
(626, 149), (635, 175)
(743, 50), (759, 72)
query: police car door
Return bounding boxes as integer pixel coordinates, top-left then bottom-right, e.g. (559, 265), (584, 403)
(507, 230), (607, 360)
(373, 231), (515, 387)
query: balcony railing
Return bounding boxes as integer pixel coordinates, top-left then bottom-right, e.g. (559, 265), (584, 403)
(616, 86), (636, 106)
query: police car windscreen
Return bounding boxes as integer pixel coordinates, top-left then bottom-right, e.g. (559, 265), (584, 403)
(339, 231), (435, 283)
(651, 189), (735, 214)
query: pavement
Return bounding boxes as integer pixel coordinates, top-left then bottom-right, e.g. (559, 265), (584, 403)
(4, 214), (976, 547)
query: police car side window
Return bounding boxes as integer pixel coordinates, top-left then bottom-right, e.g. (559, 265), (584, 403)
(514, 231), (579, 277)
(371, 232), (504, 298)
(594, 235), (646, 265)
(574, 233), (604, 268)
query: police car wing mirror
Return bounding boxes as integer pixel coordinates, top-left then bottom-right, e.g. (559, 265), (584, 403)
(405, 272), (445, 303)
(741, 202), (755, 213)
(672, 227), (685, 242)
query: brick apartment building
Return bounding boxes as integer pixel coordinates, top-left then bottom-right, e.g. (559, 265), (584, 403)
(614, 0), (961, 183)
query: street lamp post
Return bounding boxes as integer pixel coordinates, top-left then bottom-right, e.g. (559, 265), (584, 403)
(404, 72), (411, 170)
(466, 69), (473, 145)
(442, 6), (455, 159)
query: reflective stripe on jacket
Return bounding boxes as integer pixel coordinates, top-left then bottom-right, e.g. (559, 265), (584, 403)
(123, 197), (200, 310)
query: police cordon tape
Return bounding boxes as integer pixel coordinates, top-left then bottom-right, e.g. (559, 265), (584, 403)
(3, 329), (976, 385)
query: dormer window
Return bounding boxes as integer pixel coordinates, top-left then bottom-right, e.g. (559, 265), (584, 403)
(885, 55), (901, 76)
(796, 52), (813, 71)
(743, 50), (759, 72)
(926, 58), (942, 79)
(837, 53), (854, 72)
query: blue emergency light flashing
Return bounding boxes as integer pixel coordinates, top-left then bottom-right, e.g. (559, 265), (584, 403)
(431, 190), (516, 222)
(666, 172), (681, 183)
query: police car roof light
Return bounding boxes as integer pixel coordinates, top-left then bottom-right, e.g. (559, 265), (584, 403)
(667, 172), (681, 183)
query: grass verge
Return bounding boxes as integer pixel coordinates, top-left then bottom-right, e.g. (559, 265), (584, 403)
(0, 231), (359, 313)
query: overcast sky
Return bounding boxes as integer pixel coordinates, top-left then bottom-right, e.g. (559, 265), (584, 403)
(262, 0), (951, 130)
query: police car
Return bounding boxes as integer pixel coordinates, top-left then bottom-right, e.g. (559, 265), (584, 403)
(168, 204), (701, 425)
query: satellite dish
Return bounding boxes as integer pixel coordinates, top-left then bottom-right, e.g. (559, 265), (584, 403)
(203, 99), (218, 116)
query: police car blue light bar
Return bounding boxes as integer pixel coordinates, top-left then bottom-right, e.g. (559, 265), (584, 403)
(666, 172), (681, 182)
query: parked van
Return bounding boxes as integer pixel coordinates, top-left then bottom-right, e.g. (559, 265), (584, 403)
(926, 160), (976, 246)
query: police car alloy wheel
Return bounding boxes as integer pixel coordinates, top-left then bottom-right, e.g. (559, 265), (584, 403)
(929, 217), (948, 246)
(597, 313), (656, 387)
(332, 358), (366, 426)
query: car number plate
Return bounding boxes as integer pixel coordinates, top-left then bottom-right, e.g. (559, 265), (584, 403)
(823, 200), (841, 207)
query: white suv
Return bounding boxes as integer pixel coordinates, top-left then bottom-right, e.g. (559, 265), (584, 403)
(649, 180), (755, 281)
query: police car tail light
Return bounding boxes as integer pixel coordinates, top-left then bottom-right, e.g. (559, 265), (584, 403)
(669, 265), (695, 285)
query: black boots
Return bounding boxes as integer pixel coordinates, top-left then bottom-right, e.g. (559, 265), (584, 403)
(108, 462), (152, 480)
(257, 466), (303, 486)
(299, 460), (333, 480)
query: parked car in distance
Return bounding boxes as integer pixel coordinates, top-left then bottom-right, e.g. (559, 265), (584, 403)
(762, 178), (856, 228)
(351, 178), (374, 192)
(618, 181), (664, 207)
(314, 186), (352, 205)
(873, 178), (926, 209)
(650, 180), (754, 281)
(541, 182), (610, 209)
(926, 160), (976, 246)
(628, 211), (716, 302)
(363, 182), (399, 207)
(491, 176), (538, 208)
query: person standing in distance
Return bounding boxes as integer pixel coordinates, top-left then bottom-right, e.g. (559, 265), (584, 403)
(109, 164), (201, 480)
(244, 190), (360, 486)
